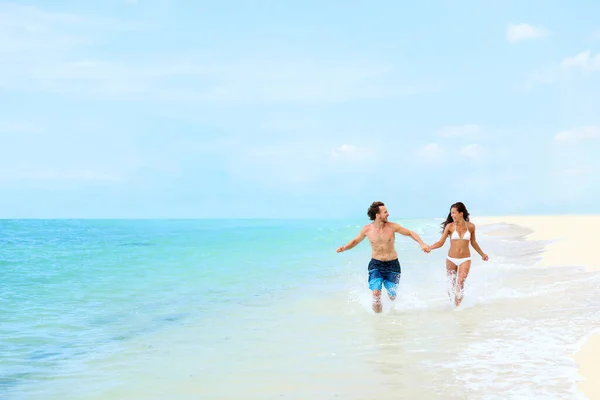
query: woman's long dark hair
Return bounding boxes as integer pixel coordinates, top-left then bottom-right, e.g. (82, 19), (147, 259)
(440, 202), (470, 232)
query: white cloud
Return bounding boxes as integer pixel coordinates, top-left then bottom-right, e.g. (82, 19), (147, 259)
(523, 50), (600, 89)
(224, 141), (381, 187)
(0, 169), (124, 182)
(5, 55), (414, 105)
(0, 3), (142, 96)
(559, 50), (600, 71)
(438, 124), (482, 138)
(331, 144), (372, 161)
(459, 144), (487, 159)
(521, 68), (558, 89)
(549, 165), (597, 203)
(556, 167), (594, 177)
(226, 143), (329, 185)
(0, 4), (434, 103)
(506, 23), (548, 43)
(190, 60), (400, 103)
(418, 143), (443, 163)
(554, 126), (599, 142)
(0, 121), (144, 184)
(0, 121), (39, 133)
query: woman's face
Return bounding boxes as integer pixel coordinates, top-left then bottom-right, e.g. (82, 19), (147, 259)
(450, 207), (463, 221)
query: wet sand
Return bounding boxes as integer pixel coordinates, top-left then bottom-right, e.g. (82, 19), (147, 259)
(475, 215), (600, 400)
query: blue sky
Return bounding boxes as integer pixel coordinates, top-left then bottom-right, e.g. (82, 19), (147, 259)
(0, 0), (599, 218)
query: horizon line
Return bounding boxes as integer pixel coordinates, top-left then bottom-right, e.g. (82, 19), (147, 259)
(1, 213), (597, 221)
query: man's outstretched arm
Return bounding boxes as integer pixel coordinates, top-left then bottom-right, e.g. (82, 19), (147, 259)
(337, 226), (367, 253)
(393, 223), (429, 252)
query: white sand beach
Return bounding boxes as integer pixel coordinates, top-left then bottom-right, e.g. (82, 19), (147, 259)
(475, 215), (600, 400)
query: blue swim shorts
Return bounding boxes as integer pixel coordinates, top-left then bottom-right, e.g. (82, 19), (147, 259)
(367, 258), (401, 297)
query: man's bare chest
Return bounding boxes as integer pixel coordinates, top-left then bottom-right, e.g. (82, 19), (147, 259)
(367, 228), (395, 244)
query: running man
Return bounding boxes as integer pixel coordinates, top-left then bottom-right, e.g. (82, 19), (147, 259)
(336, 201), (430, 313)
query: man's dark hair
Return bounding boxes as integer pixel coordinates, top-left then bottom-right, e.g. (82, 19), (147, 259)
(367, 201), (385, 221)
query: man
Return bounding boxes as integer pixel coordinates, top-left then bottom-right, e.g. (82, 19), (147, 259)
(336, 201), (430, 313)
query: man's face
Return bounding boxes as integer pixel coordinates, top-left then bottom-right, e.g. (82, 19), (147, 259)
(377, 206), (389, 222)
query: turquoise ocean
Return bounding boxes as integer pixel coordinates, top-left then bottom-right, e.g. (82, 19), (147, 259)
(2, 218), (600, 399)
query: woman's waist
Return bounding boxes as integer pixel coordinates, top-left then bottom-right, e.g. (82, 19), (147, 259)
(448, 246), (471, 258)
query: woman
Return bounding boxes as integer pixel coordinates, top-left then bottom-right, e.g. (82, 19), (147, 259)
(427, 202), (489, 307)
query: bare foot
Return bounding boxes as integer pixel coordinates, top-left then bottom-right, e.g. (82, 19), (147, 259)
(455, 295), (463, 307)
(372, 301), (382, 313)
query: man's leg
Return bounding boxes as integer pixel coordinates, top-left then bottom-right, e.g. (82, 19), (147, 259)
(368, 269), (383, 313)
(372, 290), (383, 313)
(382, 271), (401, 301)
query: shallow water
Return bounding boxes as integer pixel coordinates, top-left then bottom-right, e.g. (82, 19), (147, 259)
(1, 219), (599, 399)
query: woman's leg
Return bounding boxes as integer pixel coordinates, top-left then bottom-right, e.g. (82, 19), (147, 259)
(445, 258), (458, 302)
(454, 260), (472, 307)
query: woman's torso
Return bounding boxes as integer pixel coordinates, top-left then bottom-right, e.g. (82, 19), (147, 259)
(448, 221), (471, 258)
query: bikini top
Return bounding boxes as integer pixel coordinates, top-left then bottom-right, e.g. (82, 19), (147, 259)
(450, 221), (471, 240)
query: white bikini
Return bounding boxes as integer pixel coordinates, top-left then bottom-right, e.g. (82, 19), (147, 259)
(447, 222), (471, 266)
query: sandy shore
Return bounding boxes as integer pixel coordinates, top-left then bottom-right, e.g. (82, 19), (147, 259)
(475, 215), (600, 400)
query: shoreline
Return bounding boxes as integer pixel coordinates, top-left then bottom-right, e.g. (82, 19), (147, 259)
(475, 215), (600, 400)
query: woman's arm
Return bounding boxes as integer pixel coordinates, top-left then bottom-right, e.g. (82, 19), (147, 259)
(469, 223), (489, 261)
(428, 225), (450, 251)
